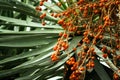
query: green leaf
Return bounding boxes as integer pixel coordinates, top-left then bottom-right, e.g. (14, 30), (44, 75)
(0, 66), (39, 79)
(14, 52), (73, 80)
(94, 59), (111, 80)
(94, 46), (103, 58)
(51, 0), (65, 10)
(66, 36), (83, 53)
(44, 69), (63, 80)
(58, 0), (67, 9)
(0, 15), (62, 29)
(0, 29), (64, 35)
(0, 58), (53, 78)
(0, 0), (58, 21)
(44, 2), (63, 13)
(0, 41), (56, 64)
(13, 50), (53, 69)
(0, 34), (57, 47)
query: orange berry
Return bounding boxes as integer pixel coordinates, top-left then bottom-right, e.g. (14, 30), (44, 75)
(70, 57), (75, 61)
(51, 54), (58, 61)
(99, 35), (103, 39)
(79, 7), (84, 11)
(42, 21), (46, 26)
(94, 9), (99, 14)
(57, 14), (61, 18)
(102, 46), (107, 52)
(90, 63), (95, 67)
(103, 16), (109, 21)
(72, 27), (77, 31)
(71, 67), (75, 70)
(77, 43), (81, 47)
(40, 15), (44, 19)
(58, 19), (64, 25)
(79, 67), (85, 71)
(107, 50), (111, 54)
(82, 52), (86, 56)
(35, 6), (42, 11)
(86, 40), (90, 44)
(92, 40), (96, 45)
(43, 13), (46, 17)
(90, 47), (95, 52)
(104, 21), (109, 26)
(103, 54), (108, 58)
(83, 13), (87, 18)
(59, 32), (63, 37)
(53, 46), (58, 51)
(98, 25), (103, 29)
(99, 3), (104, 7)
(77, 52), (81, 56)
(40, 13), (46, 19)
(73, 47), (77, 51)
(92, 52), (96, 55)
(57, 2), (61, 6)
(113, 73), (119, 80)
(63, 44), (69, 50)
(61, 42), (66, 47)
(115, 1), (120, 5)
(39, 1), (44, 6)
(82, 24), (87, 28)
(51, 13), (54, 16)
(83, 45), (88, 50)
(91, 56), (95, 60)
(63, 33), (67, 38)
(83, 31), (88, 36)
(71, 61), (75, 65)
(66, 60), (70, 65)
(54, 14), (58, 18)
(117, 56), (120, 60)
(75, 70), (80, 74)
(114, 33), (118, 37)
(71, 74), (76, 79)
(86, 63), (89, 67)
(89, 33), (94, 37)
(93, 3), (97, 8)
(79, 0), (84, 3)
(116, 45), (120, 49)
(94, 28), (98, 32)
(77, 31), (81, 34)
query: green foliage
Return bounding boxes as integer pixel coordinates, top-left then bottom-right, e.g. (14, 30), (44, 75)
(0, 0), (119, 80)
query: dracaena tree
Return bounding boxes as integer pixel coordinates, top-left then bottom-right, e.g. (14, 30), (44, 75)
(0, 0), (120, 80)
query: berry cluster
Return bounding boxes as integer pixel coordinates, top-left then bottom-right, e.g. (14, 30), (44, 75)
(36, 0), (120, 80)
